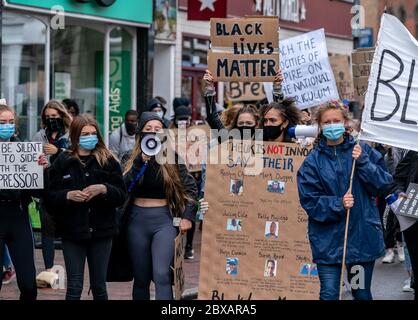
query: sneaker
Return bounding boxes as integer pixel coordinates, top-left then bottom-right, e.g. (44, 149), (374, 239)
(382, 248), (395, 263)
(402, 278), (414, 293)
(2, 268), (16, 285)
(184, 248), (194, 260)
(397, 245), (405, 262)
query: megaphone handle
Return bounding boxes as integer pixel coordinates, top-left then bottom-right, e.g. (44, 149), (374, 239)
(127, 161), (149, 193)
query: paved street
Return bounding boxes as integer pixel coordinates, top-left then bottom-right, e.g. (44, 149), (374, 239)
(1, 224), (414, 300)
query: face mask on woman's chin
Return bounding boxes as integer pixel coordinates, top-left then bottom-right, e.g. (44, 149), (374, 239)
(263, 125), (284, 141)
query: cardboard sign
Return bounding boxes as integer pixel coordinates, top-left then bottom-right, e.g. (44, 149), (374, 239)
(329, 55), (355, 101)
(0, 142), (43, 189)
(361, 14), (418, 152)
(198, 142), (319, 300)
(170, 125), (210, 172)
(174, 233), (185, 300)
(264, 29), (339, 109)
(352, 47), (374, 106)
(226, 81), (266, 102)
(208, 17), (280, 82)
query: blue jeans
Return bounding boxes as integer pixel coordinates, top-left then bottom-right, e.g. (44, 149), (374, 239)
(317, 261), (375, 300)
(2, 245), (12, 269)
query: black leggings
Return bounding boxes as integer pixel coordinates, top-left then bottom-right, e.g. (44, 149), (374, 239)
(127, 205), (177, 300)
(62, 237), (112, 300)
(0, 206), (37, 300)
(404, 222), (418, 301)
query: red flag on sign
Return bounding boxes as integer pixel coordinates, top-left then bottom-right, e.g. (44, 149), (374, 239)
(188, 0), (227, 21)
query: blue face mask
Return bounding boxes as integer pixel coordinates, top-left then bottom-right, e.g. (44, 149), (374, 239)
(322, 123), (345, 141)
(0, 123), (15, 140)
(79, 135), (98, 151)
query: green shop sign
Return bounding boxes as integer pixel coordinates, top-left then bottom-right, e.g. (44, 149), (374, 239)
(5, 0), (153, 25)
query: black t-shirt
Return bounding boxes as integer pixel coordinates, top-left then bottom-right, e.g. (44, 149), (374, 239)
(134, 160), (166, 199)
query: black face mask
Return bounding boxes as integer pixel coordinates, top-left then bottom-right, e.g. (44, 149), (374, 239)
(125, 122), (137, 135)
(238, 126), (256, 139)
(45, 118), (64, 133)
(263, 125), (285, 141)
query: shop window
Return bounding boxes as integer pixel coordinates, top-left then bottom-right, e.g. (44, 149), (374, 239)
(280, 0), (300, 23)
(182, 35), (210, 69)
(1, 12), (46, 141)
(51, 25), (105, 127)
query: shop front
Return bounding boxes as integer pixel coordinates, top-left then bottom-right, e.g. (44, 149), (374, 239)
(1, 0), (153, 142)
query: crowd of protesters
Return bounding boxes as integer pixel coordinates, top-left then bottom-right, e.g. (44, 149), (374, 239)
(0, 66), (417, 302)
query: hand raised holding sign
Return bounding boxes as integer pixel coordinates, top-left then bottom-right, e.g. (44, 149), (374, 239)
(273, 67), (284, 91)
(204, 70), (215, 94)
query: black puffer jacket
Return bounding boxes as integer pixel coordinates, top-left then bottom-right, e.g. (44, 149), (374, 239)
(45, 152), (127, 241)
(392, 150), (418, 194)
(123, 155), (198, 221)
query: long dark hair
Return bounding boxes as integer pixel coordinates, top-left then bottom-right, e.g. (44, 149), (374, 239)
(69, 115), (116, 167)
(259, 98), (301, 128)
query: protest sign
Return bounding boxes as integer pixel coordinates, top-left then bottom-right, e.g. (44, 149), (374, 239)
(174, 233), (185, 300)
(264, 29), (339, 109)
(0, 142), (43, 189)
(352, 47), (375, 105)
(362, 14), (418, 152)
(226, 81), (266, 102)
(329, 55), (355, 101)
(169, 125), (210, 172)
(208, 17), (279, 82)
(395, 183), (418, 220)
(198, 141), (319, 300)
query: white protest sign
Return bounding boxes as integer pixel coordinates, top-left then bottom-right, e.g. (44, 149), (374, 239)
(264, 29), (339, 109)
(0, 142), (43, 189)
(361, 14), (418, 151)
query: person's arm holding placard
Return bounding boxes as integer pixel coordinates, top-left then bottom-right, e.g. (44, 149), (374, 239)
(203, 70), (225, 130)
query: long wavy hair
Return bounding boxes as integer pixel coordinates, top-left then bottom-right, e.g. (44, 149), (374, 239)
(228, 104), (260, 130)
(69, 115), (116, 167)
(41, 100), (73, 131)
(124, 124), (195, 217)
(259, 98), (301, 129)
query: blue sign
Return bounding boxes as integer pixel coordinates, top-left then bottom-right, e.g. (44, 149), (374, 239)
(358, 28), (374, 48)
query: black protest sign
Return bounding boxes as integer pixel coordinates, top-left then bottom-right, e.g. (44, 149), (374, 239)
(0, 142), (43, 189)
(395, 183), (418, 219)
(208, 17), (279, 82)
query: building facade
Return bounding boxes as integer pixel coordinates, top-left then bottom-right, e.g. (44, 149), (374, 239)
(362, 0), (418, 45)
(0, 0), (153, 143)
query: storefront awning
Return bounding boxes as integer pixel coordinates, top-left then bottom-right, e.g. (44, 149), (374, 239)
(4, 0), (153, 28)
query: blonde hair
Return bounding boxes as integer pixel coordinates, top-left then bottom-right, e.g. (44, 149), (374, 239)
(220, 104), (243, 128)
(41, 100), (73, 131)
(0, 104), (15, 115)
(314, 100), (351, 125)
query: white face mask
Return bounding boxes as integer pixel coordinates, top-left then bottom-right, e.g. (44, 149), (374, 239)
(156, 111), (164, 119)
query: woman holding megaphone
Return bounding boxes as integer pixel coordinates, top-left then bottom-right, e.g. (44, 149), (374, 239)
(123, 112), (197, 300)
